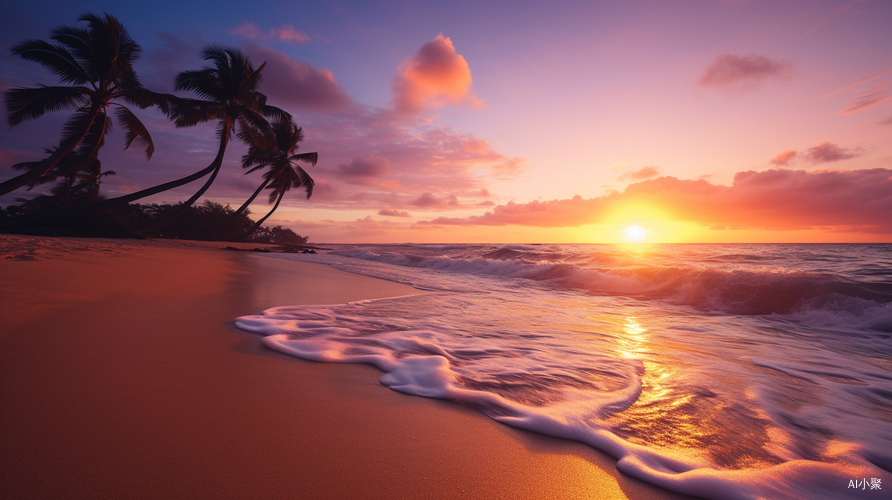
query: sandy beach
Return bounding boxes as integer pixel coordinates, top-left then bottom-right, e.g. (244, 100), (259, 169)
(0, 235), (693, 499)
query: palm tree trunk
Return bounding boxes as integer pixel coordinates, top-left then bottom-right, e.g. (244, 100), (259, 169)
(151, 123), (232, 232)
(213, 177), (270, 240)
(0, 101), (102, 196)
(239, 190), (284, 241)
(82, 122), (231, 214)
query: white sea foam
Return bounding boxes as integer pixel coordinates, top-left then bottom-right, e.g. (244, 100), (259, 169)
(238, 244), (892, 499)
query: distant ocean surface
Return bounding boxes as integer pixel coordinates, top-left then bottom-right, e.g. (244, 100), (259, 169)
(236, 243), (892, 499)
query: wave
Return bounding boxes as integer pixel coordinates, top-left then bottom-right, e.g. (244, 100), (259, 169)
(329, 248), (892, 317)
(235, 301), (885, 500)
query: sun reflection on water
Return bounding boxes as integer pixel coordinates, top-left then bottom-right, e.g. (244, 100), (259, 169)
(601, 313), (780, 468)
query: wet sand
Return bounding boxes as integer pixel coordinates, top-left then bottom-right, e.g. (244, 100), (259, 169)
(0, 235), (694, 499)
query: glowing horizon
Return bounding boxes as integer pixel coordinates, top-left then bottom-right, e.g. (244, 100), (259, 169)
(1, 1), (891, 243)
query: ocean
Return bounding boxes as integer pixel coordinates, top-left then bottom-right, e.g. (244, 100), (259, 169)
(235, 243), (891, 500)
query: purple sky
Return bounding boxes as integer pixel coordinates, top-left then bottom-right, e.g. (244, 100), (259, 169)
(2, 0), (891, 242)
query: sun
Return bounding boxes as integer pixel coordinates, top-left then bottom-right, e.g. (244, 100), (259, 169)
(622, 224), (649, 243)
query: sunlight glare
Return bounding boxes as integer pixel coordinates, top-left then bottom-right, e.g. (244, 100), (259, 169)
(622, 224), (649, 243)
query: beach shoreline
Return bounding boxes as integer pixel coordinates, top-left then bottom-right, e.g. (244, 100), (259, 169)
(0, 235), (692, 499)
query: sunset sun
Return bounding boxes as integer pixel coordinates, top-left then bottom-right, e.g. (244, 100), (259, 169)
(622, 224), (649, 243)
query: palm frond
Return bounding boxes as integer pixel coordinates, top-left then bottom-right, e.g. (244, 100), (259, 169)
(4, 85), (90, 126)
(237, 108), (275, 146)
(11, 160), (42, 171)
(120, 88), (168, 111)
(293, 165), (315, 199)
(11, 39), (90, 84)
(242, 149), (277, 170)
(261, 104), (290, 122)
(175, 69), (226, 102)
(290, 152), (318, 167)
(114, 105), (154, 158)
(56, 106), (96, 148)
(245, 61), (266, 96)
(49, 25), (96, 78)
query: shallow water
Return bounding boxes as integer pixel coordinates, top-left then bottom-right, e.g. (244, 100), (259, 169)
(236, 243), (891, 499)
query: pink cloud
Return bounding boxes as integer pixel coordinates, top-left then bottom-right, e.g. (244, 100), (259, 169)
(770, 150), (797, 166)
(698, 54), (793, 92)
(617, 166), (661, 182)
(802, 142), (864, 163)
(768, 142), (863, 166)
(823, 69), (892, 116)
(378, 209), (411, 217)
(243, 44), (351, 111)
(411, 192), (459, 209)
(419, 169), (892, 233)
(335, 155), (390, 185)
(293, 107), (526, 211)
(229, 22), (311, 43)
(839, 86), (892, 115)
(392, 34), (484, 114)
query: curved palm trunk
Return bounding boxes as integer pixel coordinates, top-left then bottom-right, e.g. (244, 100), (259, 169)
(213, 177), (271, 240)
(152, 123), (232, 232)
(82, 122), (230, 214)
(0, 101), (102, 196)
(239, 189), (284, 241)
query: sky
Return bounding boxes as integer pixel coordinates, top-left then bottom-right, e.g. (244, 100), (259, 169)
(1, 0), (891, 243)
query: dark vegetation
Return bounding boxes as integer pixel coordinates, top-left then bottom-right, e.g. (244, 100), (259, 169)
(0, 199), (307, 244)
(0, 13), (316, 243)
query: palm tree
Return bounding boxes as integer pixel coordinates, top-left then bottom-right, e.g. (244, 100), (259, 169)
(1, 13), (164, 197)
(232, 118), (316, 241)
(9, 145), (112, 203)
(86, 46), (289, 223)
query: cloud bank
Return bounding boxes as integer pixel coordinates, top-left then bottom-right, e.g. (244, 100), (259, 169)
(420, 168), (892, 233)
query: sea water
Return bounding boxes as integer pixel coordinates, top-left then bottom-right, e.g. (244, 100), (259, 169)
(235, 243), (892, 499)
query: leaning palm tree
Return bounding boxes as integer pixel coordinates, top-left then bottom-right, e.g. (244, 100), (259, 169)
(232, 118), (316, 241)
(86, 46), (288, 223)
(1, 13), (164, 197)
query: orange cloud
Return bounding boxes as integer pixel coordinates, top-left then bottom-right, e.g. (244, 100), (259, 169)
(770, 150), (797, 166)
(229, 22), (311, 42)
(392, 34), (483, 114)
(617, 166), (661, 182)
(420, 168), (892, 233)
(698, 54), (793, 92)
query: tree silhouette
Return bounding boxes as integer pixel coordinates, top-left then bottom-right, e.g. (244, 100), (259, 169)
(1, 13), (167, 196)
(233, 118), (316, 241)
(216, 117), (315, 239)
(85, 46), (288, 225)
